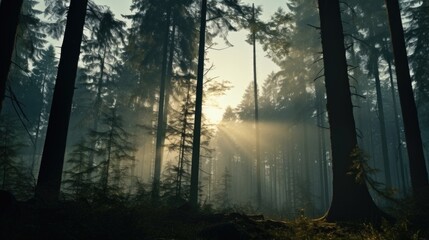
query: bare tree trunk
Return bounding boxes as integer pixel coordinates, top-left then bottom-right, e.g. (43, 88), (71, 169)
(372, 57), (392, 187)
(35, 0), (88, 203)
(317, 0), (385, 222)
(152, 8), (171, 200)
(252, 4), (262, 209)
(190, 0), (207, 208)
(384, 48), (407, 192)
(384, 0), (428, 194)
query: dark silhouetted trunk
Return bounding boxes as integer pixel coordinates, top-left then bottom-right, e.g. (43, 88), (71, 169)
(152, 8), (171, 200)
(161, 22), (176, 145)
(384, 0), (428, 193)
(35, 0), (89, 203)
(190, 0), (207, 208)
(317, 0), (384, 222)
(0, 0), (23, 113)
(252, 4), (262, 209)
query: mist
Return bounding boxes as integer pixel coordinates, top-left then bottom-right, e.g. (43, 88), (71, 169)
(1, 0), (428, 238)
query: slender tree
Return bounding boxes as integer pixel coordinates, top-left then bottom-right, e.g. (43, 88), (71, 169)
(79, 7), (126, 180)
(251, 4), (262, 209)
(35, 0), (89, 203)
(152, 7), (172, 200)
(383, 46), (407, 191)
(190, 0), (208, 208)
(63, 138), (93, 199)
(384, 0), (429, 194)
(369, 54), (391, 187)
(92, 109), (136, 194)
(126, 0), (199, 199)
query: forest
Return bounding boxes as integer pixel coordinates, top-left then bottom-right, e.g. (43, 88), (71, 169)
(1, 0), (428, 239)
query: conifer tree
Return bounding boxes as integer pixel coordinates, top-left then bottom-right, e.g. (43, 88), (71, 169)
(0, 116), (34, 199)
(63, 138), (94, 200)
(30, 45), (58, 172)
(90, 108), (136, 195)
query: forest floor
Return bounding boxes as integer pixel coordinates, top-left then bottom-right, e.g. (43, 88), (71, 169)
(1, 198), (428, 239)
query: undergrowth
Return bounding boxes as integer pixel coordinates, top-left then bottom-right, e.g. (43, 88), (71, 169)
(269, 215), (422, 240)
(1, 196), (427, 239)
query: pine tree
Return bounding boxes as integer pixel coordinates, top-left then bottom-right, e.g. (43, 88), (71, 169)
(163, 79), (194, 202)
(214, 167), (232, 209)
(63, 138), (94, 200)
(30, 45), (58, 172)
(79, 6), (126, 178)
(0, 116), (34, 199)
(90, 108), (136, 196)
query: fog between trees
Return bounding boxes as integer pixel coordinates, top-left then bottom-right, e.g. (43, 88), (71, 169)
(1, 0), (428, 223)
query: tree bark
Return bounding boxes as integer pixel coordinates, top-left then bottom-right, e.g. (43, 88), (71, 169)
(190, 0), (207, 208)
(317, 0), (384, 222)
(0, 0), (23, 113)
(35, 0), (89, 203)
(384, 0), (428, 194)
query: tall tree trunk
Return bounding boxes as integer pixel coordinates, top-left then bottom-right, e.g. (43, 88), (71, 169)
(317, 0), (384, 222)
(152, 8), (171, 200)
(35, 0), (89, 203)
(0, 0), (23, 114)
(252, 4), (262, 209)
(384, 49), (407, 192)
(162, 23), (177, 193)
(384, 0), (429, 194)
(372, 57), (392, 187)
(190, 0), (207, 208)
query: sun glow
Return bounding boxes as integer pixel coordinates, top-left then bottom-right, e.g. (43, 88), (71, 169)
(203, 105), (224, 124)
